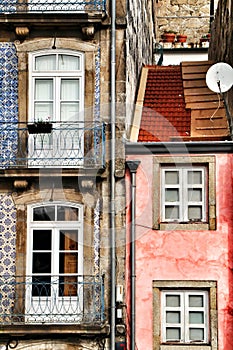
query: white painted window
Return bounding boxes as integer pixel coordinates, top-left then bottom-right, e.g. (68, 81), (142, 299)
(28, 50), (85, 167)
(26, 202), (83, 323)
(161, 290), (209, 344)
(161, 166), (206, 222)
(29, 51), (84, 123)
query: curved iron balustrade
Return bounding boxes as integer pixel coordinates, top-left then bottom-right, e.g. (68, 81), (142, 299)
(0, 121), (105, 169)
(0, 275), (105, 325)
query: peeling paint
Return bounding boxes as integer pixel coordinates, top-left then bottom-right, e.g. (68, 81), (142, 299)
(126, 154), (233, 350)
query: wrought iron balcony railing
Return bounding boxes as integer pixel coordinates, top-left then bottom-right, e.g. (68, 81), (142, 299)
(0, 0), (106, 14)
(0, 275), (105, 325)
(0, 121), (105, 169)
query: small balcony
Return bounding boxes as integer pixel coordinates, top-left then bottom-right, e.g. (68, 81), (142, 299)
(0, 0), (106, 26)
(0, 121), (105, 169)
(0, 0), (105, 13)
(0, 275), (105, 328)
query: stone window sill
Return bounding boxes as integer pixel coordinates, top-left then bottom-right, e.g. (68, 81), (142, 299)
(160, 345), (211, 350)
(159, 223), (209, 231)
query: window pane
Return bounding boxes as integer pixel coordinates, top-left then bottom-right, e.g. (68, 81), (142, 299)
(33, 230), (51, 250)
(60, 79), (79, 121)
(165, 189), (179, 202)
(34, 103), (53, 120)
(189, 328), (204, 341)
(34, 79), (53, 119)
(61, 79), (79, 100)
(165, 171), (179, 184)
(166, 295), (180, 307)
(32, 276), (51, 297)
(189, 295), (204, 307)
(188, 171), (202, 184)
(166, 311), (180, 323)
(188, 189), (202, 202)
(188, 206), (202, 220)
(165, 206), (179, 220)
(189, 312), (204, 324)
(59, 253), (78, 274)
(58, 55), (80, 70)
(35, 79), (53, 100)
(33, 206), (55, 221)
(59, 230), (78, 250)
(57, 206), (79, 221)
(166, 328), (180, 340)
(32, 252), (51, 273)
(61, 103), (79, 121)
(35, 55), (56, 71)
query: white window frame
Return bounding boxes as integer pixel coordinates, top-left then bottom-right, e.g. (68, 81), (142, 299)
(153, 281), (218, 350)
(161, 290), (209, 344)
(161, 166), (206, 223)
(26, 202), (83, 323)
(153, 156), (216, 230)
(28, 50), (85, 123)
(28, 50), (85, 168)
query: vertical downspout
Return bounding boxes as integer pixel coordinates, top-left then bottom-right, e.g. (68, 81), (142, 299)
(126, 160), (140, 350)
(110, 0), (116, 347)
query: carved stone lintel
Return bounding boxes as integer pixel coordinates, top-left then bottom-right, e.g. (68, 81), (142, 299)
(15, 26), (30, 40)
(82, 25), (95, 39)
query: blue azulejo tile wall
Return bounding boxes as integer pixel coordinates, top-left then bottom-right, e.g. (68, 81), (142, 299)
(0, 43), (18, 168)
(0, 194), (16, 320)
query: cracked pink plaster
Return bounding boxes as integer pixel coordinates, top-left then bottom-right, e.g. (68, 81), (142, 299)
(126, 154), (233, 350)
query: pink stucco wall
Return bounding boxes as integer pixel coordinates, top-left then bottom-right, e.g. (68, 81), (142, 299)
(126, 153), (233, 350)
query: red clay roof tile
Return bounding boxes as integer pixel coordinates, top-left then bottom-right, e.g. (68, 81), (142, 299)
(138, 65), (191, 142)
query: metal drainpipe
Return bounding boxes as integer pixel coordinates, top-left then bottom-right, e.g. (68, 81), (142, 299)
(126, 160), (140, 350)
(110, 0), (116, 347)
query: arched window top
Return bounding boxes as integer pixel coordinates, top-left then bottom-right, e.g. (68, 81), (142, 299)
(28, 49), (85, 127)
(30, 202), (82, 222)
(31, 50), (84, 73)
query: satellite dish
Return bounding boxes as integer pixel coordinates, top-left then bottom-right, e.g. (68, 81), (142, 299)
(206, 62), (233, 93)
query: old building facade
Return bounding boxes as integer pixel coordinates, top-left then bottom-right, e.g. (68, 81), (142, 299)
(126, 60), (233, 349)
(0, 1), (155, 349)
(125, 0), (233, 347)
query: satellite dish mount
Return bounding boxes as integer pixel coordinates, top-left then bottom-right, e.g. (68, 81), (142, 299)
(206, 62), (233, 138)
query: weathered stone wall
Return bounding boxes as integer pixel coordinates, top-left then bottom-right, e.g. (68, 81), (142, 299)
(126, 0), (155, 137)
(0, 3), (129, 349)
(155, 0), (216, 45)
(209, 0), (233, 122)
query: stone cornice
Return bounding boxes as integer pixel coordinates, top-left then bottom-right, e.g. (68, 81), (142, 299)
(126, 141), (233, 155)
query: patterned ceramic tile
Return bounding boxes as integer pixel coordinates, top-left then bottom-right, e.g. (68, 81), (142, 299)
(94, 47), (102, 163)
(0, 43), (103, 322)
(94, 198), (100, 276)
(94, 47), (100, 121)
(0, 43), (18, 168)
(0, 194), (16, 320)
(93, 198), (102, 320)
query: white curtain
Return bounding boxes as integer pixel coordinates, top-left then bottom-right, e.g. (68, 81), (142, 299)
(34, 79), (53, 120)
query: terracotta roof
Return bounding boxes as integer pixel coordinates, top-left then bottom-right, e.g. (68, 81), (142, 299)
(139, 65), (191, 142)
(131, 62), (229, 142)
